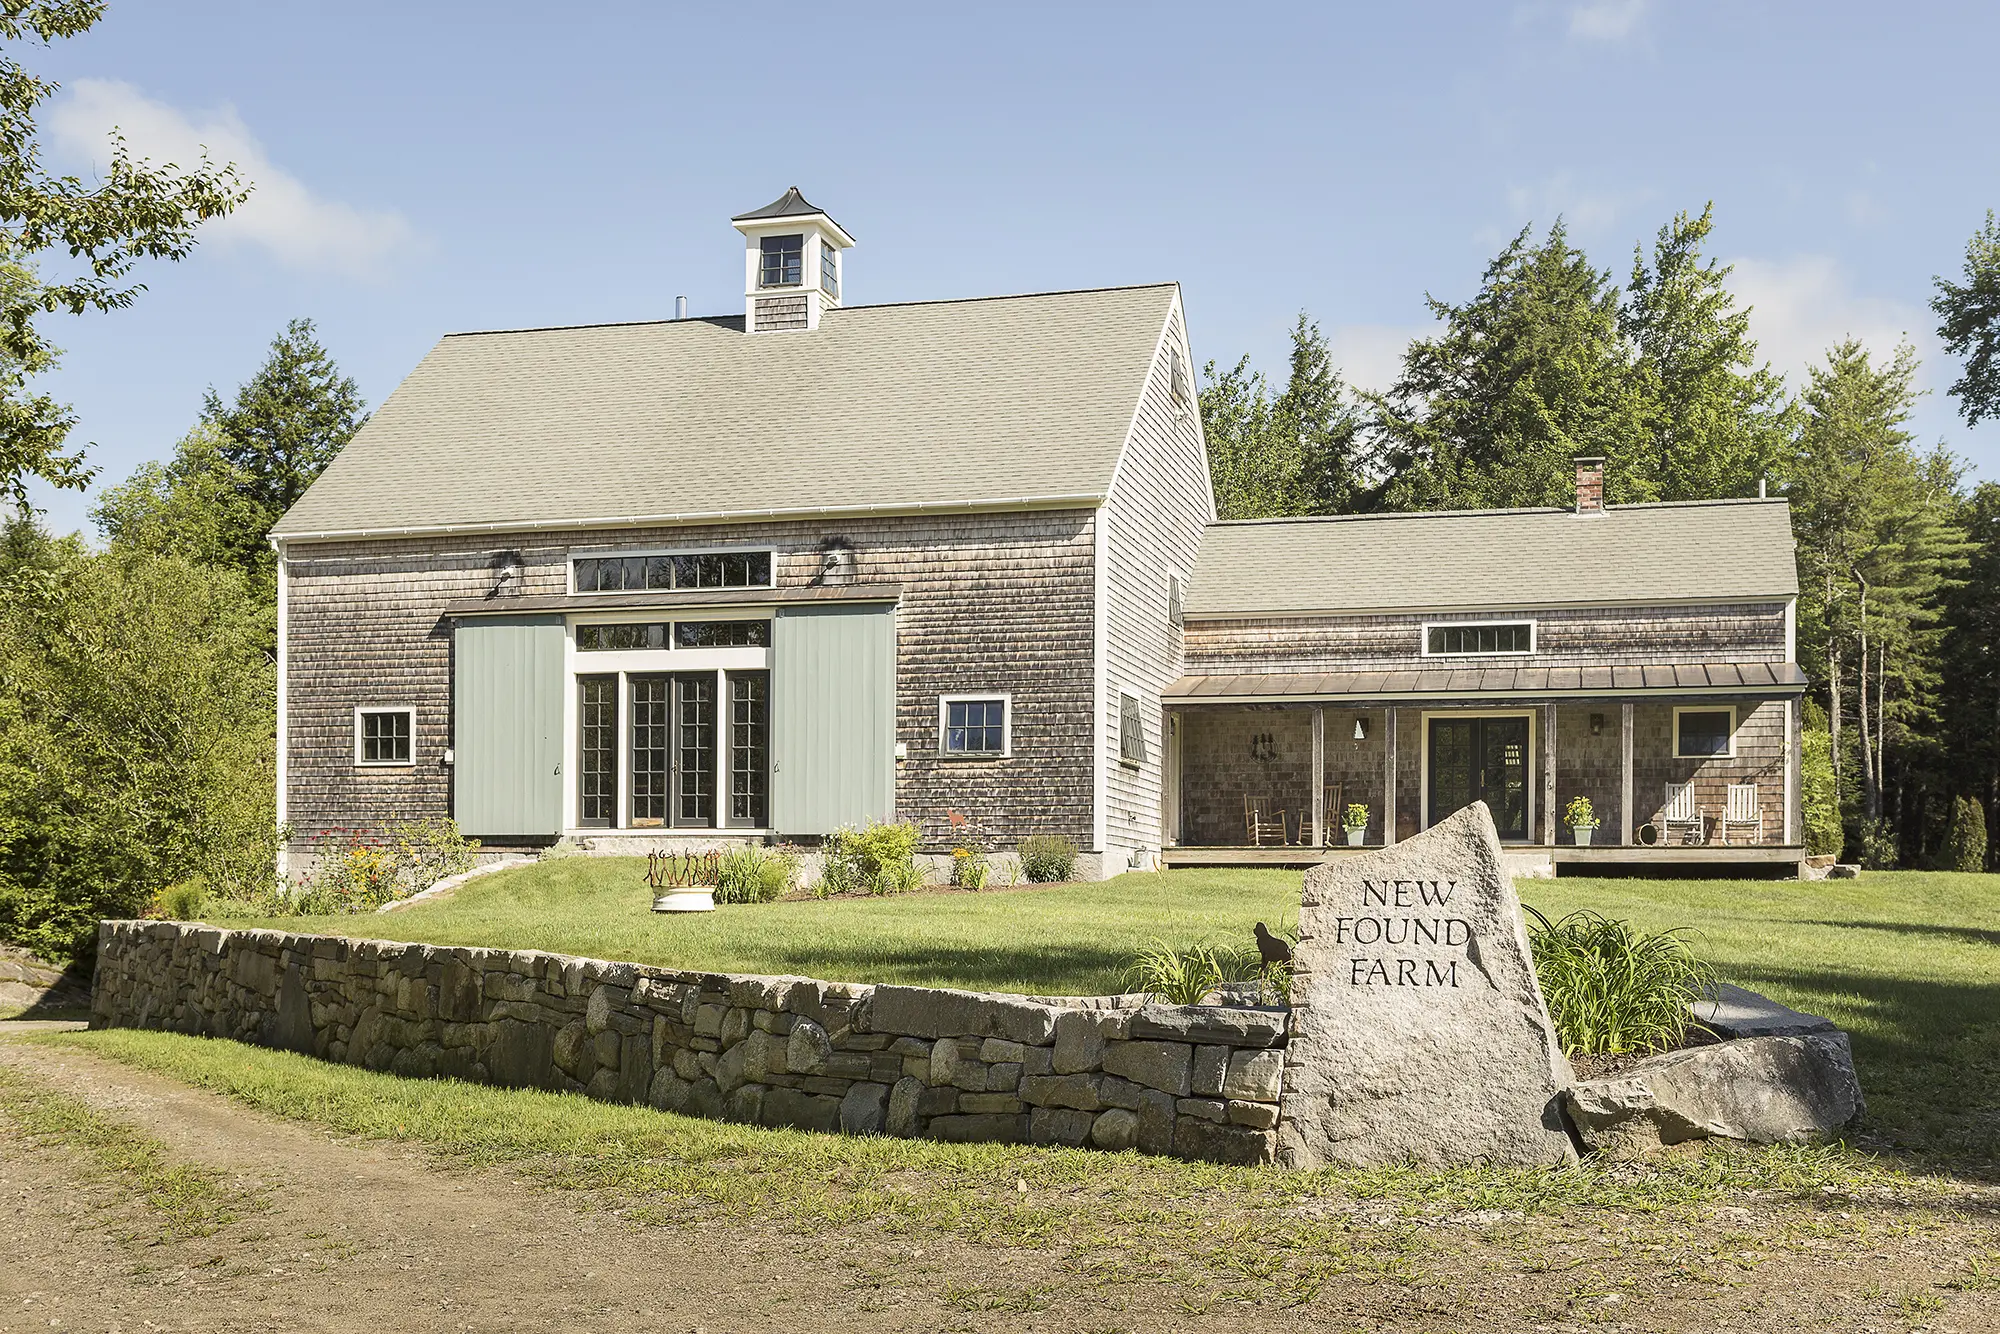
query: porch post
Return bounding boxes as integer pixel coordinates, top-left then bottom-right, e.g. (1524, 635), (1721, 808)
(1383, 707), (1398, 846)
(1541, 704), (1557, 846)
(1619, 702), (1635, 845)
(1785, 697), (1799, 845)
(1311, 706), (1326, 847)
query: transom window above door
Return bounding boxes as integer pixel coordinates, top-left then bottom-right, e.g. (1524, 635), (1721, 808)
(940, 695), (1009, 757)
(1424, 621), (1534, 656)
(572, 550), (772, 593)
(575, 620), (771, 651)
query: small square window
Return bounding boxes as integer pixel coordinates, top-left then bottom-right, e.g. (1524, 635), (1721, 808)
(940, 696), (1008, 757)
(1675, 708), (1735, 759)
(1119, 690), (1147, 767)
(356, 708), (414, 766)
(759, 234), (804, 287)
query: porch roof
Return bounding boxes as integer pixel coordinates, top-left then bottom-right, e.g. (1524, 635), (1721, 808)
(1163, 660), (1808, 704)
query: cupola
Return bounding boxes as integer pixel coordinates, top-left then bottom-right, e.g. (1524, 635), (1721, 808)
(730, 187), (855, 333)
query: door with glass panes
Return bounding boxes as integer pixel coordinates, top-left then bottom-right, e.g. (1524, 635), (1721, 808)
(575, 669), (768, 829)
(1425, 714), (1531, 840)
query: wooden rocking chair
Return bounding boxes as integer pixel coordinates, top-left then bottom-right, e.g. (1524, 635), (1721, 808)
(1243, 795), (1287, 847)
(1661, 781), (1706, 845)
(1719, 783), (1762, 845)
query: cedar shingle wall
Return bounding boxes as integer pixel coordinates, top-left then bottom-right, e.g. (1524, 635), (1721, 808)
(283, 510), (1098, 852)
(1101, 304), (1210, 860)
(1183, 603), (1789, 675)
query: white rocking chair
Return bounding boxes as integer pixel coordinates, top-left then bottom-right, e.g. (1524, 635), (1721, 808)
(1661, 782), (1706, 845)
(1720, 783), (1762, 845)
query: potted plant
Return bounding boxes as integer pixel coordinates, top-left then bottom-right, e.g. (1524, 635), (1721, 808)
(1564, 796), (1600, 846)
(647, 849), (720, 912)
(1342, 803), (1369, 847)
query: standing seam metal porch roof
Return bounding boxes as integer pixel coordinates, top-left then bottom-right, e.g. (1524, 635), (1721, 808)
(1186, 500), (1799, 616)
(271, 284), (1177, 540)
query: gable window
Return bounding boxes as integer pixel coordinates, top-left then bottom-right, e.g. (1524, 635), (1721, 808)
(1424, 621), (1534, 656)
(572, 550), (772, 593)
(1674, 707), (1736, 758)
(355, 707), (414, 766)
(1169, 347), (1191, 407)
(940, 695), (1009, 758)
(1119, 690), (1147, 767)
(820, 240), (838, 297)
(759, 234), (804, 287)
(1167, 572), (1185, 628)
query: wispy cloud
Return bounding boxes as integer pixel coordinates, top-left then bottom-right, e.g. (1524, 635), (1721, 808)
(1568, 0), (1648, 40)
(1725, 254), (1929, 387)
(1503, 171), (1655, 238)
(47, 79), (414, 278)
(1328, 323), (1439, 395)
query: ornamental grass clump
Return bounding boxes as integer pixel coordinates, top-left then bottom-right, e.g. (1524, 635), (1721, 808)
(714, 845), (798, 904)
(1017, 835), (1078, 883)
(1125, 939), (1230, 1006)
(1525, 907), (1715, 1057)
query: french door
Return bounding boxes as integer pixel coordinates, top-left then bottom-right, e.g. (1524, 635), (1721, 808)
(1427, 715), (1531, 841)
(576, 671), (764, 829)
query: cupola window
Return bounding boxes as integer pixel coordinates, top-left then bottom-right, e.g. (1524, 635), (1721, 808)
(759, 234), (804, 287)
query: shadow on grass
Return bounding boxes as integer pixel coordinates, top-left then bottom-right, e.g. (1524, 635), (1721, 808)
(1719, 961), (2000, 1181)
(1795, 920), (2000, 950)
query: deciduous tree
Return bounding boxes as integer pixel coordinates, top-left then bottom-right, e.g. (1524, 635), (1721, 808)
(1932, 210), (2000, 426)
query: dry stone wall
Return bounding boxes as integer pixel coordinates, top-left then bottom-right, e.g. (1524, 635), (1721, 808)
(91, 921), (1285, 1165)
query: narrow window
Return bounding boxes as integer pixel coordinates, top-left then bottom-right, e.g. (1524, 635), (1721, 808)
(675, 620), (771, 648)
(628, 675), (671, 826)
(572, 550), (771, 593)
(577, 676), (618, 826)
(1169, 347), (1191, 407)
(1675, 709), (1735, 758)
(759, 234), (804, 287)
(355, 708), (414, 765)
(1167, 572), (1185, 628)
(820, 241), (838, 297)
(576, 623), (669, 651)
(1425, 622), (1534, 656)
(940, 696), (1008, 757)
(729, 671), (769, 826)
(675, 673), (716, 825)
(1119, 690), (1147, 767)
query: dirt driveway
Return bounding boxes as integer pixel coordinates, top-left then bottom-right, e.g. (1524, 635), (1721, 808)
(3, 1027), (1997, 1334)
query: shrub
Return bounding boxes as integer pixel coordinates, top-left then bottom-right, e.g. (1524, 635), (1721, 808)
(1018, 834), (1078, 883)
(1525, 907), (1715, 1056)
(1125, 939), (1229, 1006)
(1800, 699), (1843, 857)
(1943, 795), (1989, 872)
(155, 880), (207, 921)
(714, 845), (797, 904)
(820, 821), (923, 896)
(949, 845), (989, 890)
(272, 819), (480, 916)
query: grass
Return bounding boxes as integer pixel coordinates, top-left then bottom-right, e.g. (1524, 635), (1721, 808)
(200, 860), (2000, 1171)
(0, 1061), (258, 1240)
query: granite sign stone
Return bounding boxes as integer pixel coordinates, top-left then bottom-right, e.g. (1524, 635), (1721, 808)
(1277, 802), (1578, 1168)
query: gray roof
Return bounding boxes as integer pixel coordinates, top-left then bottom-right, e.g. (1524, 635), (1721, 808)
(272, 284), (1176, 540)
(732, 186), (848, 235)
(1166, 661), (1808, 702)
(1186, 501), (1798, 617)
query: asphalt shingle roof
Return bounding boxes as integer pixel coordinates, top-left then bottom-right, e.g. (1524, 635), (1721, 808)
(1186, 501), (1799, 616)
(272, 284), (1175, 540)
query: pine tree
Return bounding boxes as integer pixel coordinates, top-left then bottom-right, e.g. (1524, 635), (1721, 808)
(1200, 315), (1365, 519)
(1932, 210), (2000, 426)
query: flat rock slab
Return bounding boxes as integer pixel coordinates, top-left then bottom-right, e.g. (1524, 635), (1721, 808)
(1278, 803), (1576, 1169)
(1564, 1032), (1863, 1156)
(1695, 983), (1836, 1040)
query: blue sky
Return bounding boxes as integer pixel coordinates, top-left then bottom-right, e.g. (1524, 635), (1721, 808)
(22, 0), (2000, 534)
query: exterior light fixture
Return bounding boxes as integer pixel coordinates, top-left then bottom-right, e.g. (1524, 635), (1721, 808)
(1353, 717), (1368, 741)
(1589, 712), (1605, 736)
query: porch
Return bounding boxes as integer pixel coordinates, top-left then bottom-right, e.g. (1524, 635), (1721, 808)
(1161, 673), (1808, 874)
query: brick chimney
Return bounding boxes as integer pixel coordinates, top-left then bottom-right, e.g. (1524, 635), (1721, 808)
(1573, 456), (1606, 515)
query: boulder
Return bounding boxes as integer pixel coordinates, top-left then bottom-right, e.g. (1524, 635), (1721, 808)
(839, 1082), (891, 1135)
(885, 1076), (925, 1137)
(1278, 803), (1576, 1168)
(1693, 983), (1836, 1040)
(1090, 1107), (1139, 1150)
(1563, 1033), (1864, 1156)
(787, 1018), (832, 1075)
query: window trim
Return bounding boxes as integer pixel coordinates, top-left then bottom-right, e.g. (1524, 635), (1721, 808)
(353, 706), (416, 768)
(937, 692), (1012, 759)
(1118, 689), (1146, 769)
(1167, 571), (1186, 628)
(758, 233), (805, 288)
(567, 544), (779, 595)
(1419, 619), (1537, 658)
(1672, 705), (1738, 759)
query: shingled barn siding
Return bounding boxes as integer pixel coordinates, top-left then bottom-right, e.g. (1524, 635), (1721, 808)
(1631, 699), (1786, 838)
(1177, 705), (1316, 847)
(1183, 602), (1789, 675)
(282, 510), (1098, 858)
(1101, 304), (1210, 863)
(752, 294), (807, 331)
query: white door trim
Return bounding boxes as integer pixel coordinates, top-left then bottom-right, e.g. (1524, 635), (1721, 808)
(1418, 708), (1538, 844)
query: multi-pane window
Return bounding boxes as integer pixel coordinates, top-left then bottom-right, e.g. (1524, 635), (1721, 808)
(1675, 709), (1735, 758)
(576, 620), (769, 650)
(820, 241), (838, 297)
(676, 674), (715, 825)
(356, 708), (413, 765)
(1425, 622), (1534, 656)
(759, 234), (804, 287)
(1119, 691), (1146, 767)
(572, 550), (771, 593)
(629, 676), (672, 826)
(730, 672), (769, 826)
(941, 697), (1008, 757)
(675, 620), (771, 648)
(577, 676), (617, 826)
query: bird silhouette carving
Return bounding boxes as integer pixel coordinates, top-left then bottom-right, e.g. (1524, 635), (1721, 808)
(1253, 922), (1292, 968)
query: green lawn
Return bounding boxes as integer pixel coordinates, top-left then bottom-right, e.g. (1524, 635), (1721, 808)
(209, 860), (2000, 1168)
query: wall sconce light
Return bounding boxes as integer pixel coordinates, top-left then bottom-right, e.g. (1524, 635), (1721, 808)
(1353, 717), (1369, 741)
(490, 550), (523, 597)
(1589, 712), (1604, 737)
(1249, 733), (1276, 761)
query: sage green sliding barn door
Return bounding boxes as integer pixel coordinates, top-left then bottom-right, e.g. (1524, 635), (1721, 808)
(453, 615), (566, 837)
(770, 602), (896, 835)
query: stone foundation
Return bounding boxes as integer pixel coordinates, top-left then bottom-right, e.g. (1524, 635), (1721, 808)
(89, 921), (1284, 1164)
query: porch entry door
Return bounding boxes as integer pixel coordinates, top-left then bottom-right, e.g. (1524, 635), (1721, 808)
(626, 673), (716, 829)
(1427, 716), (1530, 840)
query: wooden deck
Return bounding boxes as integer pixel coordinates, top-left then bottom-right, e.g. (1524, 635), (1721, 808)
(1162, 842), (1807, 874)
